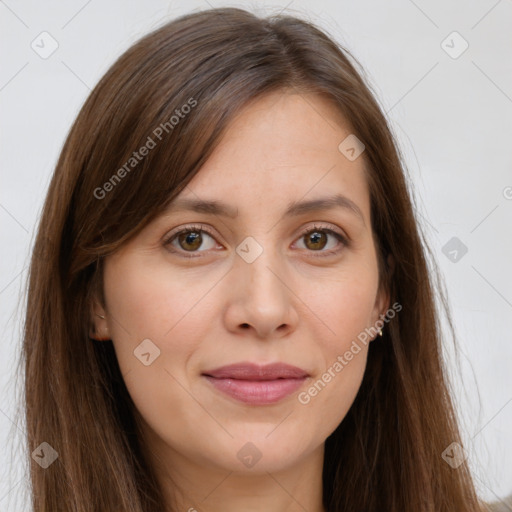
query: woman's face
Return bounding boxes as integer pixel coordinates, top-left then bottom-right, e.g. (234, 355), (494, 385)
(92, 90), (388, 476)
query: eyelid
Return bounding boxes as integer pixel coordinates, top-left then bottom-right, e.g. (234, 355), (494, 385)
(162, 223), (221, 252)
(164, 223), (216, 240)
(163, 222), (349, 258)
(293, 223), (349, 257)
(296, 222), (348, 242)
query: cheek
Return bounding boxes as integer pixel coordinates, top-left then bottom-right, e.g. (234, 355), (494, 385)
(103, 253), (217, 346)
(102, 254), (220, 390)
(310, 266), (378, 350)
(102, 256), (217, 440)
(299, 267), (377, 428)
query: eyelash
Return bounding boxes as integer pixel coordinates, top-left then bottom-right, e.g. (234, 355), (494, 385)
(163, 223), (349, 259)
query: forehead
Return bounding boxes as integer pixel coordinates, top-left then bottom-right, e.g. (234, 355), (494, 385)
(170, 91), (371, 223)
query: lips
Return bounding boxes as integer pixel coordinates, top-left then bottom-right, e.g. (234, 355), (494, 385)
(201, 362), (309, 405)
(202, 362), (309, 380)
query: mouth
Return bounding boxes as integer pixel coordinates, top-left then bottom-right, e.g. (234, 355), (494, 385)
(201, 362), (309, 405)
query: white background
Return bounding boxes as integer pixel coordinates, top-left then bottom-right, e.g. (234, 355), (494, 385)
(1, 0), (511, 509)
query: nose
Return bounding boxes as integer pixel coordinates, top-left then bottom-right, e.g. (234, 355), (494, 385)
(223, 244), (299, 340)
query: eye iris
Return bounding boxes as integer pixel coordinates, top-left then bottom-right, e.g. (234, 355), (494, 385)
(305, 231), (327, 250)
(178, 231), (202, 251)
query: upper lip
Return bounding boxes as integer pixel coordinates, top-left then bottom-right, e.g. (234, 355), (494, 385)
(202, 362), (309, 380)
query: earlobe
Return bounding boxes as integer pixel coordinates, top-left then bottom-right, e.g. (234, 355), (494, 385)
(375, 284), (391, 322)
(377, 252), (394, 317)
(89, 301), (110, 341)
(370, 278), (391, 341)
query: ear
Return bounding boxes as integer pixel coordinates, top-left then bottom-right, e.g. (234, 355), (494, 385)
(370, 285), (390, 328)
(88, 296), (110, 341)
(370, 253), (395, 338)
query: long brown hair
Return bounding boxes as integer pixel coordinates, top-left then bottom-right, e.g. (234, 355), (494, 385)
(17, 6), (488, 511)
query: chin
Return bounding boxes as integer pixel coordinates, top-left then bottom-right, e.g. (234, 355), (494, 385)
(207, 432), (317, 473)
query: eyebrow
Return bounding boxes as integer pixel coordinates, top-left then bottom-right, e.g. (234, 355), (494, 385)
(165, 193), (365, 225)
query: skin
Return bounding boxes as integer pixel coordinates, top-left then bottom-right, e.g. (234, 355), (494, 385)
(90, 89), (390, 512)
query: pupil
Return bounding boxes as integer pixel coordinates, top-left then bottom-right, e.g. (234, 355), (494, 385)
(307, 231), (326, 250)
(181, 231), (201, 250)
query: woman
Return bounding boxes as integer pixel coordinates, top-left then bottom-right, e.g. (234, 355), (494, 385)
(20, 6), (496, 512)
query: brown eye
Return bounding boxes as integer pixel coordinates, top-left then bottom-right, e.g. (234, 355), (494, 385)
(303, 230), (328, 250)
(177, 230), (203, 251)
(164, 225), (219, 256)
(294, 225), (348, 257)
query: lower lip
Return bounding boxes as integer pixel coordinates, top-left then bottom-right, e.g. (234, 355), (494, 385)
(202, 376), (307, 405)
